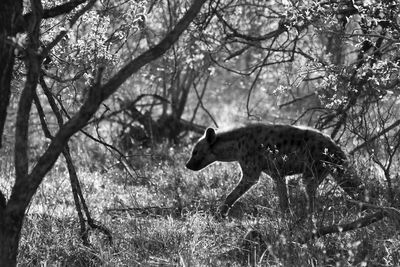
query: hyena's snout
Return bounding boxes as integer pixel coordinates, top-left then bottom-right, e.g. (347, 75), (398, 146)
(185, 160), (192, 169)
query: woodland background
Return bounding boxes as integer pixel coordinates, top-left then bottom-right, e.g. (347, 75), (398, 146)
(0, 0), (400, 266)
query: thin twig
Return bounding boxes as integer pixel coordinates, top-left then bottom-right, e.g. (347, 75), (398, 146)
(279, 93), (315, 109)
(349, 119), (400, 155)
(193, 79), (218, 128)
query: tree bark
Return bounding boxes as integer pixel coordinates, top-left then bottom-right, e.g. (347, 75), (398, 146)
(0, 221), (24, 267)
(0, 0), (23, 148)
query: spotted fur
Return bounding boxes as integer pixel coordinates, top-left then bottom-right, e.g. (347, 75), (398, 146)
(186, 124), (362, 216)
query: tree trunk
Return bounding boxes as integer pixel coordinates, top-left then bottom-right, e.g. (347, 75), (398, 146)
(0, 210), (25, 266)
(0, 0), (22, 147)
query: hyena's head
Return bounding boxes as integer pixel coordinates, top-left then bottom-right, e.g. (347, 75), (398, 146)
(186, 128), (217, 171)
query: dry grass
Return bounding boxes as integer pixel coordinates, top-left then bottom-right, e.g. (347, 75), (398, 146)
(1, 145), (399, 266)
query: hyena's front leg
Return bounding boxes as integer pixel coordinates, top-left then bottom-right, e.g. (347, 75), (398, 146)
(303, 171), (326, 214)
(218, 164), (261, 217)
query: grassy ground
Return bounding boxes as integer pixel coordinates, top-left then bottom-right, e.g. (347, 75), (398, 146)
(2, 145), (400, 266)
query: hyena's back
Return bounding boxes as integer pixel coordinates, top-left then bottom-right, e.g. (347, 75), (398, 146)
(228, 124), (347, 176)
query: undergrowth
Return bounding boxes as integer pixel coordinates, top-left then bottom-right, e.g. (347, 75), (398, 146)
(1, 144), (399, 266)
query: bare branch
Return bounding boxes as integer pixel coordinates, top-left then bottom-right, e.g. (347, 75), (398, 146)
(39, 75), (64, 125)
(279, 93), (315, 109)
(246, 34), (281, 118)
(193, 77), (218, 128)
(215, 9), (287, 42)
(190, 75), (209, 124)
(132, 94), (171, 105)
(33, 91), (52, 139)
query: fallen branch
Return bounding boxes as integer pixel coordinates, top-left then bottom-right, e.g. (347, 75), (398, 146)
(300, 211), (385, 244)
(347, 200), (400, 226)
(300, 202), (400, 243)
(105, 206), (181, 218)
(297, 200), (400, 243)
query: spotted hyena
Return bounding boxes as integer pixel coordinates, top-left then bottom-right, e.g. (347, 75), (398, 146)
(186, 124), (362, 216)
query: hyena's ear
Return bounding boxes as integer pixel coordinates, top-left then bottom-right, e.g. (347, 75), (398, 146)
(205, 128), (217, 145)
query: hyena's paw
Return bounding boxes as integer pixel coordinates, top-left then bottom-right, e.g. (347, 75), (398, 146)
(215, 204), (229, 220)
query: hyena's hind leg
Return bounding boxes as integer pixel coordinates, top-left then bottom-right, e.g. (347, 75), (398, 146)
(271, 175), (290, 213)
(302, 172), (327, 214)
(333, 165), (364, 200)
